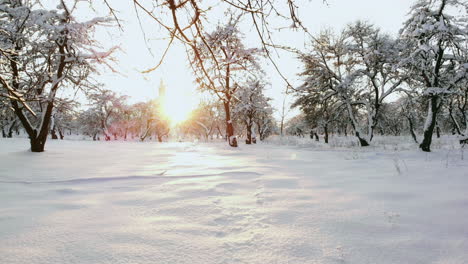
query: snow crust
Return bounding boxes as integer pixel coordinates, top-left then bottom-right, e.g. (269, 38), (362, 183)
(1, 138), (467, 263)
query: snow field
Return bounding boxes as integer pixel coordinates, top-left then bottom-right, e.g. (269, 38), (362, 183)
(0, 138), (467, 264)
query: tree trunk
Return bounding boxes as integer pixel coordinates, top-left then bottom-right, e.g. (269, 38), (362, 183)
(419, 96), (439, 152)
(449, 107), (463, 135)
(58, 128), (64, 140)
(140, 120), (152, 142)
(7, 126), (13, 138)
(407, 117), (418, 143)
(245, 126), (252, 144)
(245, 119), (252, 145)
(223, 101), (237, 147)
(30, 135), (47, 152)
(436, 124), (441, 138)
(51, 124), (58, 140)
(7, 120), (16, 138)
(324, 125), (329, 144)
(356, 132), (370, 147)
(2, 128), (6, 138)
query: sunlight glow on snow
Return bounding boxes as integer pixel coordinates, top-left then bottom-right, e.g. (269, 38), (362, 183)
(160, 86), (197, 126)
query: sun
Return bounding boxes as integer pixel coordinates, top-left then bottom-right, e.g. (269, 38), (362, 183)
(160, 86), (197, 125)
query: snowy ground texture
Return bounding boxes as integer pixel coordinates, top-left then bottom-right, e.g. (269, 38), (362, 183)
(1, 137), (468, 264)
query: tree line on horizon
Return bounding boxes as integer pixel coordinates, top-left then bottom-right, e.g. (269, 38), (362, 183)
(1, 0), (467, 152)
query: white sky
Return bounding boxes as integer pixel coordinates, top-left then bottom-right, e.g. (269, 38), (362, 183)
(65, 0), (416, 119)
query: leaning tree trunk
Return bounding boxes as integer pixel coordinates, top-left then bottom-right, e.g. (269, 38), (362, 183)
(407, 117), (418, 143)
(356, 132), (369, 147)
(344, 102), (369, 146)
(140, 120), (152, 142)
(420, 96), (440, 152)
(448, 106), (463, 136)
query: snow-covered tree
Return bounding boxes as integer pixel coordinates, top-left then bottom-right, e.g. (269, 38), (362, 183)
(50, 99), (79, 140)
(180, 99), (224, 140)
(130, 100), (170, 142)
(0, 0), (115, 151)
(86, 89), (128, 141)
(234, 78), (272, 144)
(296, 30), (373, 145)
(293, 86), (343, 144)
(254, 106), (276, 141)
(345, 21), (407, 141)
(78, 108), (102, 141)
(191, 16), (261, 147)
(400, 0), (468, 151)
(0, 104), (18, 138)
(285, 114), (309, 137)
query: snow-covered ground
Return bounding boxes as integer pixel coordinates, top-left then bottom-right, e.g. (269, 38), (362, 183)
(1, 138), (467, 264)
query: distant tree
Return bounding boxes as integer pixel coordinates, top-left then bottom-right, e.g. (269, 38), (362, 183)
(0, 105), (18, 138)
(285, 114), (308, 137)
(87, 89), (128, 141)
(181, 99), (224, 140)
(254, 106), (276, 141)
(234, 78), (272, 144)
(130, 100), (170, 142)
(78, 109), (102, 141)
(50, 99), (79, 140)
(293, 88), (343, 144)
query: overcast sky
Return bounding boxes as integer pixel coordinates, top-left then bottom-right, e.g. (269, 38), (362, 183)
(63, 0), (416, 119)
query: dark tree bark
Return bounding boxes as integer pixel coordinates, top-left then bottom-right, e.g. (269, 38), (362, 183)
(245, 125), (252, 144)
(245, 117), (253, 145)
(407, 117), (418, 143)
(357, 134), (370, 147)
(30, 137), (46, 152)
(324, 125), (329, 144)
(448, 103), (463, 135)
(223, 101), (237, 147)
(419, 96), (440, 152)
(58, 128), (64, 140)
(51, 124), (58, 140)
